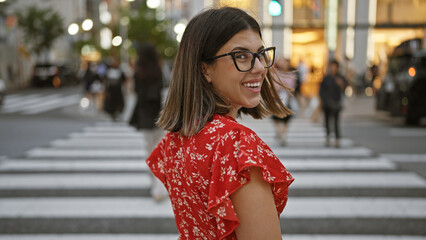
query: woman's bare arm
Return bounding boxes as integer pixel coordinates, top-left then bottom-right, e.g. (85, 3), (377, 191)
(230, 167), (282, 240)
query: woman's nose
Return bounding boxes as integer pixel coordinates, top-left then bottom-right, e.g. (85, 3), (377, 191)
(250, 57), (265, 74)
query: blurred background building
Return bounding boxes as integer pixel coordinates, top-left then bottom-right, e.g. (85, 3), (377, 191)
(0, 0), (425, 95)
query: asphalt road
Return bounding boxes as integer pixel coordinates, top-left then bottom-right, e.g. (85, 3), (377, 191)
(0, 86), (104, 158)
(341, 96), (426, 178)
(342, 96), (426, 154)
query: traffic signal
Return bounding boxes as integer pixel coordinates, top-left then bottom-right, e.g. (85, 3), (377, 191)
(268, 0), (282, 16)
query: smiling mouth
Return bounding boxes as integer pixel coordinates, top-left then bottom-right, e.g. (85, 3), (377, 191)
(243, 82), (261, 88)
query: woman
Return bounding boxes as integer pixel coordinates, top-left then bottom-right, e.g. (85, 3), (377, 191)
(319, 60), (347, 148)
(147, 7), (294, 239)
(129, 43), (167, 201)
(103, 58), (126, 121)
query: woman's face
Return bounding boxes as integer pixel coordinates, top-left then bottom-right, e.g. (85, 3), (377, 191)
(203, 29), (267, 117)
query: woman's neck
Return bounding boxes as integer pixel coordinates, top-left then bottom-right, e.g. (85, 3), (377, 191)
(228, 107), (238, 119)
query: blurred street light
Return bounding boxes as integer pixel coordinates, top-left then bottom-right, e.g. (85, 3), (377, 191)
(82, 19), (93, 31)
(112, 36), (122, 47)
(176, 34), (183, 42)
(99, 1), (111, 25)
(173, 22), (186, 35)
(80, 97), (90, 109)
(345, 86), (353, 98)
(68, 23), (79, 35)
(0, 0), (7, 2)
(147, 0), (161, 9)
(100, 27), (112, 49)
(174, 22), (186, 43)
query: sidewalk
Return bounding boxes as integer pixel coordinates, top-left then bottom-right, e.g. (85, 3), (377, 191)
(342, 95), (377, 119)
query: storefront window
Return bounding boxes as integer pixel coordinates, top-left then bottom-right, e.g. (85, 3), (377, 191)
(293, 0), (325, 26)
(376, 0), (426, 24)
(373, 0), (425, 65)
(216, 0), (258, 14)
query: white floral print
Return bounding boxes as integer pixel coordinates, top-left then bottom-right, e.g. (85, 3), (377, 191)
(147, 114), (294, 239)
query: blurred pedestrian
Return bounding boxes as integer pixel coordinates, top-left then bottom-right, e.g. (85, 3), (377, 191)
(83, 62), (98, 97)
(296, 59), (309, 117)
(129, 43), (167, 202)
(103, 57), (126, 121)
(146, 7), (294, 239)
(82, 61), (105, 110)
(272, 57), (297, 146)
(310, 66), (323, 123)
(319, 60), (347, 148)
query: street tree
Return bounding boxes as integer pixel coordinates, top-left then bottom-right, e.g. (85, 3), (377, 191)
(16, 5), (64, 62)
(125, 5), (177, 59)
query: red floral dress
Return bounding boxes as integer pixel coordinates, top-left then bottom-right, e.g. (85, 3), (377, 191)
(147, 114), (294, 239)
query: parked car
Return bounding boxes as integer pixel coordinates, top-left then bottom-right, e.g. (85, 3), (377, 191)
(405, 50), (426, 125)
(31, 63), (60, 87)
(376, 53), (411, 112)
(0, 77), (5, 106)
(31, 62), (79, 87)
(376, 49), (426, 125)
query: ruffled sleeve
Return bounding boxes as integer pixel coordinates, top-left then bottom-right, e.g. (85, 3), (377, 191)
(207, 127), (294, 239)
(146, 135), (167, 185)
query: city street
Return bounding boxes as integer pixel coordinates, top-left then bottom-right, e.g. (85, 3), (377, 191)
(0, 85), (426, 239)
(0, 86), (104, 158)
(1, 0), (425, 238)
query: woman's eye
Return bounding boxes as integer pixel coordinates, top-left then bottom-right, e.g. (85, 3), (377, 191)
(235, 52), (250, 60)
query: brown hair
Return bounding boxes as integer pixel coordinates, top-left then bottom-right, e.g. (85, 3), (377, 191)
(157, 7), (292, 136)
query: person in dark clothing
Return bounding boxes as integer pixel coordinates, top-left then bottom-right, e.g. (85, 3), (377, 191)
(103, 58), (126, 121)
(319, 60), (347, 148)
(129, 43), (167, 201)
(130, 44), (163, 130)
(83, 62), (98, 96)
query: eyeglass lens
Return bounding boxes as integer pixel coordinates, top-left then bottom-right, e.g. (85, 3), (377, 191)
(234, 48), (274, 71)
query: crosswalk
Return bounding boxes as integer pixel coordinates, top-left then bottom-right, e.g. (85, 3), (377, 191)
(0, 116), (425, 239)
(0, 92), (81, 115)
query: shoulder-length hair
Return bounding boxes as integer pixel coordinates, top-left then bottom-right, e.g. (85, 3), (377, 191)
(157, 7), (292, 136)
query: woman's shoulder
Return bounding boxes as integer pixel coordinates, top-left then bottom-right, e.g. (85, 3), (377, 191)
(207, 114), (257, 136)
(202, 114), (267, 150)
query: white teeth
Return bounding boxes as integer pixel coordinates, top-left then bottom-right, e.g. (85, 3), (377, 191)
(243, 82), (261, 88)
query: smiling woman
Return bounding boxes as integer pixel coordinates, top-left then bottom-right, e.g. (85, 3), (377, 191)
(158, 8), (291, 136)
(146, 7), (294, 240)
(202, 31), (276, 117)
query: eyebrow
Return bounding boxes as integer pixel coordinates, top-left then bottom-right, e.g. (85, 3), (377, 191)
(230, 46), (266, 52)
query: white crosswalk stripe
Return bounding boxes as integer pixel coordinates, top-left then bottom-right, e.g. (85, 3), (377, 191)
(0, 117), (425, 238)
(0, 235), (425, 240)
(25, 148), (147, 158)
(0, 158), (396, 172)
(0, 172), (424, 190)
(1, 197), (426, 219)
(0, 92), (81, 115)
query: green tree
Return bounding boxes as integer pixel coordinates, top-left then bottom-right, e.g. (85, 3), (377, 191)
(125, 5), (177, 59)
(0, 1), (13, 18)
(16, 5), (64, 60)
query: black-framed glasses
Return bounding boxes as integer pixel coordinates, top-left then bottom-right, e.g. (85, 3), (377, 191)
(205, 47), (276, 72)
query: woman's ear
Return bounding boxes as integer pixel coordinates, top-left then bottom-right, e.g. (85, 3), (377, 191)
(202, 63), (212, 83)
